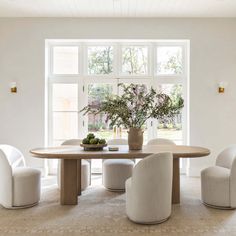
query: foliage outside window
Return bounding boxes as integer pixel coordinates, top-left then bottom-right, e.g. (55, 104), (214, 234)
(157, 46), (183, 75)
(122, 46), (148, 75)
(88, 46), (113, 75)
(158, 84), (183, 128)
(88, 84), (113, 134)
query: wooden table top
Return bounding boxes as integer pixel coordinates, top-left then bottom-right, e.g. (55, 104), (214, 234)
(30, 145), (210, 159)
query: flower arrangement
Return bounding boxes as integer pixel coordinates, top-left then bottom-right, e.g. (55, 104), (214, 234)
(81, 83), (184, 129)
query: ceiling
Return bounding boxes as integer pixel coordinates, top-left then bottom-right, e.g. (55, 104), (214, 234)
(0, 0), (235, 17)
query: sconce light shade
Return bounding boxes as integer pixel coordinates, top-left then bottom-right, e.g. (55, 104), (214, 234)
(218, 87), (224, 93)
(218, 81), (227, 93)
(10, 82), (17, 93)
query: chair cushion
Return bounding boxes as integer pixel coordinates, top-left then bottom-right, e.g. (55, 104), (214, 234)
(12, 167), (41, 207)
(103, 159), (134, 190)
(201, 166), (230, 207)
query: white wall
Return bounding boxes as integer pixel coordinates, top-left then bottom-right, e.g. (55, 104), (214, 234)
(0, 18), (236, 176)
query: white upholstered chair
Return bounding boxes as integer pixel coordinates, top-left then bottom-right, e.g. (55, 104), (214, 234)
(201, 145), (236, 209)
(126, 152), (173, 224)
(58, 139), (91, 191)
(103, 139), (134, 191)
(147, 138), (176, 146)
(0, 145), (41, 209)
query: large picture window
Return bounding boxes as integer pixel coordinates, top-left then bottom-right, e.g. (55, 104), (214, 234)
(46, 40), (189, 174)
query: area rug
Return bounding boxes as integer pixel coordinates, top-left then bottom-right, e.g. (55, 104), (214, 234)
(0, 176), (236, 236)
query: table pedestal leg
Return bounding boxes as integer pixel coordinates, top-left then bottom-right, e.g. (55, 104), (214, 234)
(172, 158), (180, 204)
(60, 159), (78, 205)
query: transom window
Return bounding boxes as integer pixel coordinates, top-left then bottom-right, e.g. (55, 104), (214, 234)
(157, 46), (183, 75)
(87, 46), (114, 75)
(121, 45), (148, 75)
(52, 46), (79, 75)
(46, 40), (189, 174)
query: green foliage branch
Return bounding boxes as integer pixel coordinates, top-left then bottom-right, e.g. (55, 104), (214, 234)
(81, 83), (184, 129)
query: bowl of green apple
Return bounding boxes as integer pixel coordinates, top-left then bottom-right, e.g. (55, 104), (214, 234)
(80, 133), (107, 151)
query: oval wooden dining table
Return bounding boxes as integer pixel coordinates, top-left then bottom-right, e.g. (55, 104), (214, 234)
(30, 145), (210, 205)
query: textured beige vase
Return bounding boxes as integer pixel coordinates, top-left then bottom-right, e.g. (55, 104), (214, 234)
(128, 128), (144, 150)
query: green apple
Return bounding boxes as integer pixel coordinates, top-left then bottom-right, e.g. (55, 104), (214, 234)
(99, 139), (106, 144)
(90, 138), (99, 144)
(82, 138), (90, 144)
(87, 133), (95, 140)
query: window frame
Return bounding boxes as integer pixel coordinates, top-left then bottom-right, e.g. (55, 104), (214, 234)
(119, 43), (152, 77)
(84, 42), (117, 78)
(154, 42), (186, 77)
(49, 42), (81, 77)
(46, 39), (189, 174)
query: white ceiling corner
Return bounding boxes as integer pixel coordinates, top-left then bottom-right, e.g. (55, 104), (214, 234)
(0, 0), (235, 17)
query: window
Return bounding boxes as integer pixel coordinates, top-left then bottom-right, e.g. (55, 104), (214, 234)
(156, 84), (183, 144)
(87, 46), (114, 75)
(52, 46), (79, 75)
(51, 84), (78, 145)
(87, 83), (114, 139)
(122, 46), (148, 75)
(157, 46), (183, 75)
(46, 40), (189, 174)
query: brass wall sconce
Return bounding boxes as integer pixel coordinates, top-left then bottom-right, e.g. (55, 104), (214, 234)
(218, 82), (227, 94)
(10, 82), (17, 93)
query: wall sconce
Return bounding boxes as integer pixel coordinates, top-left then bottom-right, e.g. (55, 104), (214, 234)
(10, 82), (17, 93)
(218, 81), (227, 93)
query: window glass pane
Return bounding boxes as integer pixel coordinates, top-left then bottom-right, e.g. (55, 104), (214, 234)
(157, 46), (183, 75)
(52, 84), (78, 111)
(87, 84), (114, 173)
(122, 46), (148, 75)
(88, 84), (114, 139)
(53, 46), (79, 74)
(157, 84), (183, 144)
(53, 112), (78, 141)
(88, 46), (113, 75)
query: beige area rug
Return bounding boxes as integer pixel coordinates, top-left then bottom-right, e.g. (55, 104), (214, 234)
(0, 176), (236, 236)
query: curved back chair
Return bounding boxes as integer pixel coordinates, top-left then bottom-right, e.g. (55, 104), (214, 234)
(126, 152), (173, 224)
(0, 145), (41, 209)
(103, 138), (134, 191)
(107, 138), (128, 145)
(201, 145), (236, 209)
(147, 138), (176, 146)
(61, 139), (82, 145)
(59, 139), (91, 191)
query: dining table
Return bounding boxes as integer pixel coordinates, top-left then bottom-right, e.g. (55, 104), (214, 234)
(30, 145), (210, 205)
